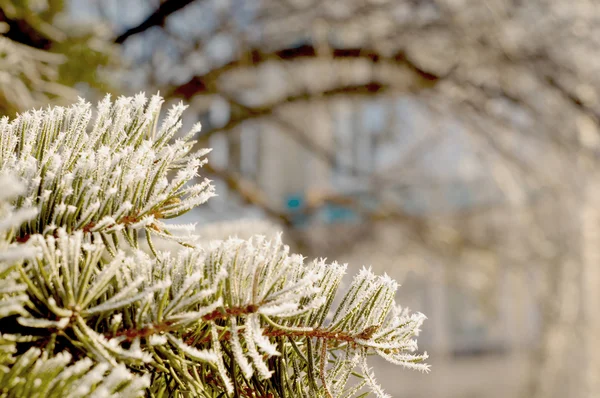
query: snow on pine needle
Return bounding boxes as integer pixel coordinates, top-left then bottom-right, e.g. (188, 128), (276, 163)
(0, 93), (214, 249)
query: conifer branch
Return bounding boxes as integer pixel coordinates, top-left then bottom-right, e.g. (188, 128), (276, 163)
(0, 94), (428, 397)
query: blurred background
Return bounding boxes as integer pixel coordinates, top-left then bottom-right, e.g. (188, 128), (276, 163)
(2, 0), (600, 397)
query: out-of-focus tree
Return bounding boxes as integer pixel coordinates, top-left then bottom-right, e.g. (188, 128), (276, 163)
(67, 1), (600, 397)
(0, 0), (114, 115)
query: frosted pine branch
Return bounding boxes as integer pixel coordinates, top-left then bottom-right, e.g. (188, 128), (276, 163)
(0, 93), (214, 246)
(0, 94), (428, 397)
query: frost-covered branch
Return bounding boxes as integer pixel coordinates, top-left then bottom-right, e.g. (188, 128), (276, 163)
(0, 175), (148, 397)
(0, 94), (214, 250)
(0, 94), (428, 397)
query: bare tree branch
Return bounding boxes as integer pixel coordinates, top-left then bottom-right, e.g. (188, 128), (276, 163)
(114, 0), (197, 44)
(170, 45), (440, 100)
(0, 9), (52, 49)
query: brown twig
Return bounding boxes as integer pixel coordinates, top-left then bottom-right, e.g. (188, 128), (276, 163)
(15, 209), (165, 243)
